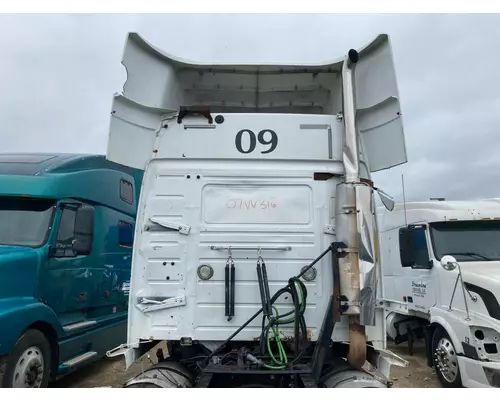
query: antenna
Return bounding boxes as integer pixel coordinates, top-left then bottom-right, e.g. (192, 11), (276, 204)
(402, 174), (408, 226)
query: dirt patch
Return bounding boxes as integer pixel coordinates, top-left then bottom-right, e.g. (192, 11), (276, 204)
(387, 340), (440, 388)
(52, 340), (440, 388)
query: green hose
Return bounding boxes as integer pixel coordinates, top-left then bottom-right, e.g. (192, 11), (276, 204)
(263, 281), (306, 370)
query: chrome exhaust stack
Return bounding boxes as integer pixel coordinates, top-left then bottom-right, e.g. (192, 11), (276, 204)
(337, 49), (378, 368)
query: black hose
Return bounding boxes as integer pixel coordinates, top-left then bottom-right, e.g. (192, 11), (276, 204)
(230, 263), (235, 317)
(203, 245), (333, 368)
(258, 276), (309, 367)
(261, 260), (272, 316)
(225, 262), (230, 317)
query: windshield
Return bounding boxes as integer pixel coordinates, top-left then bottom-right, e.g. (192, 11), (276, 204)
(0, 197), (55, 248)
(430, 220), (500, 262)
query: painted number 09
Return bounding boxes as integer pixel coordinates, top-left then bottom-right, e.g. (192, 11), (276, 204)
(235, 129), (278, 155)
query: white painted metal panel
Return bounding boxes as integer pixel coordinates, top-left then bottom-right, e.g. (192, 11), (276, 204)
(202, 185), (312, 225)
(126, 158), (385, 345)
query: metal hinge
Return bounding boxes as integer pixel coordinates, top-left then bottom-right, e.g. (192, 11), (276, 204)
(136, 295), (187, 313)
(149, 217), (191, 235)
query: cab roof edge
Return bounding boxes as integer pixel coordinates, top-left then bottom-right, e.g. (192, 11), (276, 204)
(123, 32), (391, 69)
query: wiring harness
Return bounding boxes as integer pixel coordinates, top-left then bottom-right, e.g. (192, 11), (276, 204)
(200, 246), (333, 371)
(257, 255), (308, 369)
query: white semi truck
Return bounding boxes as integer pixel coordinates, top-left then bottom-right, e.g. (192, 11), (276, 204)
(105, 32), (409, 388)
(378, 199), (500, 388)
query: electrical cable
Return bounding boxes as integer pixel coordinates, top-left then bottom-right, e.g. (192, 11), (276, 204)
(259, 276), (308, 369)
(202, 245), (334, 370)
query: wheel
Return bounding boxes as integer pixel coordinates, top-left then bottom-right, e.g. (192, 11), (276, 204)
(126, 383), (162, 388)
(322, 360), (387, 388)
(432, 326), (462, 388)
(1, 329), (51, 388)
(124, 362), (193, 388)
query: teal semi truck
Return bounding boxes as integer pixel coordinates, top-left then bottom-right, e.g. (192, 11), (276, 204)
(0, 153), (143, 388)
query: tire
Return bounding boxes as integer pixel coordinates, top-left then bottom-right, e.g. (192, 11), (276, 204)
(432, 326), (462, 388)
(322, 360), (387, 388)
(124, 362), (193, 388)
(126, 383), (162, 388)
(1, 329), (51, 388)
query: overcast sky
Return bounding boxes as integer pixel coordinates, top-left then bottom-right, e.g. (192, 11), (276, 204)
(1, 13), (499, 202)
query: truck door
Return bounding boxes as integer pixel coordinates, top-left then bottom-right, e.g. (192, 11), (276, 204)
(40, 201), (94, 327)
(86, 213), (134, 320)
(398, 225), (436, 313)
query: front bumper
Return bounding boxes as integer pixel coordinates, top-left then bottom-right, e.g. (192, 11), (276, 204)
(458, 356), (500, 387)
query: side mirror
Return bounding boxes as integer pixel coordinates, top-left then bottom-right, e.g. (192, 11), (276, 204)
(399, 225), (427, 267)
(440, 255), (457, 271)
(375, 187), (395, 211)
(73, 206), (95, 255)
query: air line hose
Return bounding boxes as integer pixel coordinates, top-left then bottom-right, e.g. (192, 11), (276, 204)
(258, 270), (308, 370)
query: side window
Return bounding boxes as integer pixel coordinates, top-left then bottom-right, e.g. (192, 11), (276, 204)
(413, 229), (430, 268)
(120, 179), (134, 205)
(56, 207), (76, 257)
(118, 220), (134, 248)
(399, 226), (430, 269)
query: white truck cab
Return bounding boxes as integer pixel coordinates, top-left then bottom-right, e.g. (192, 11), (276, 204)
(105, 31), (409, 388)
(378, 199), (500, 388)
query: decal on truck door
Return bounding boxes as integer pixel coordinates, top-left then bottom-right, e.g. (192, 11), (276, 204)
(411, 281), (427, 298)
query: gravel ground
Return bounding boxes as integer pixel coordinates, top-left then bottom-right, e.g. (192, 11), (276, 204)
(51, 339), (441, 388)
(388, 340), (440, 388)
